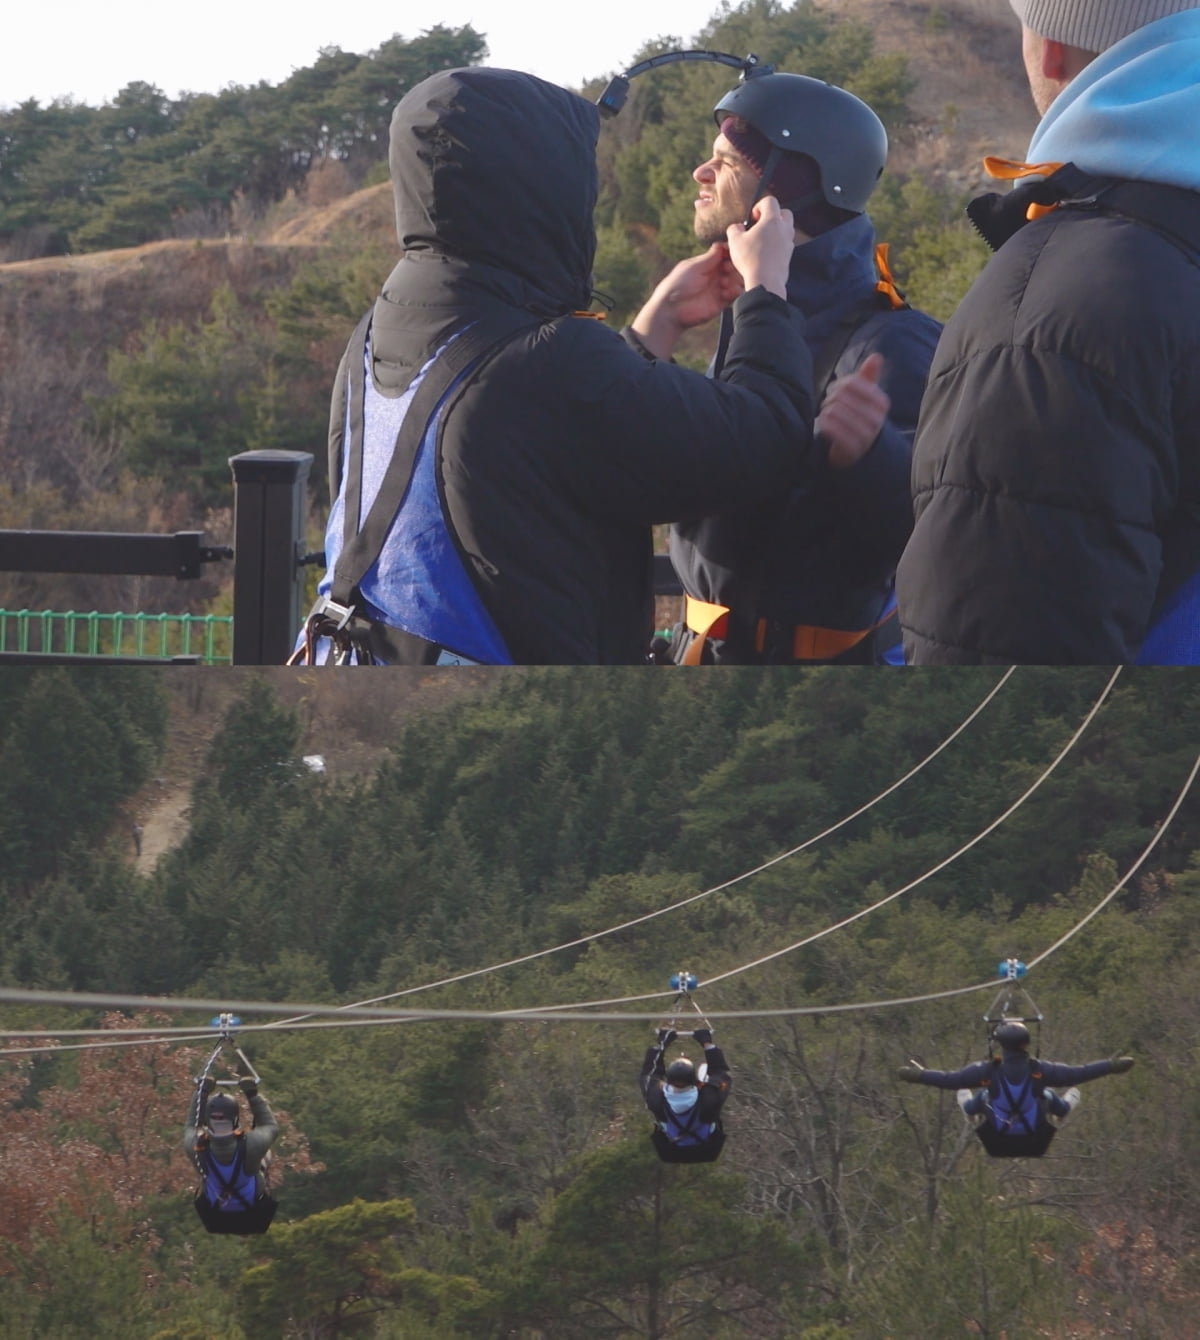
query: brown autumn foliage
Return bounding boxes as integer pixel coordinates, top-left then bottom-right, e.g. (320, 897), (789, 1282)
(0, 1012), (322, 1268)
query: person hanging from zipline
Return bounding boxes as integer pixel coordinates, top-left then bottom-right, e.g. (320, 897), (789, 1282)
(185, 1075), (280, 1233)
(640, 1025), (732, 1163)
(898, 1019), (1134, 1157)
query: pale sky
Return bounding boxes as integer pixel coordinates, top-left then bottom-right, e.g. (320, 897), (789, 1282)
(2, 1), (728, 110)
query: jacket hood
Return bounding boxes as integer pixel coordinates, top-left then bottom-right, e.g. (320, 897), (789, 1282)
(1027, 9), (1200, 190)
(388, 66), (600, 313)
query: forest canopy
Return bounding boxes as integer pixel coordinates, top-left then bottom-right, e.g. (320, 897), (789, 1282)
(0, 26), (488, 256)
(1, 665), (1198, 1336)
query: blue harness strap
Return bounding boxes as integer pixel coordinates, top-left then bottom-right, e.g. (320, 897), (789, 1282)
(202, 1141), (259, 1212)
(989, 1071), (1039, 1136)
(325, 307), (541, 663)
(974, 1058), (1056, 1158)
(660, 1101), (716, 1147)
(649, 1087), (727, 1164)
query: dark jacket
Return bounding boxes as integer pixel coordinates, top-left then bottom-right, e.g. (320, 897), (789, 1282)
(317, 67), (815, 665)
(668, 214), (941, 663)
(915, 1052), (1118, 1095)
(899, 178), (1200, 664)
(639, 1044), (732, 1125)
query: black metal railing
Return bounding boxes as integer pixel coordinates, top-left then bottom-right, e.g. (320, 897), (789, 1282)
(0, 450), (313, 666)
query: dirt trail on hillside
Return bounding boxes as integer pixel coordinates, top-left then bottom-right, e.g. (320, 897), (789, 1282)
(133, 787), (192, 875)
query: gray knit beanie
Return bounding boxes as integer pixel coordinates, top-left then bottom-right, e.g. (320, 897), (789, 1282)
(1009, 0), (1200, 51)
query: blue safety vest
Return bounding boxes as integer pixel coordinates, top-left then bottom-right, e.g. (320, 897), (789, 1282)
(201, 1142), (259, 1213)
(315, 325), (513, 665)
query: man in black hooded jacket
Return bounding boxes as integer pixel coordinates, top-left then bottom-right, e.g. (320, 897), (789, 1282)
(640, 1026), (732, 1162)
(303, 66), (817, 665)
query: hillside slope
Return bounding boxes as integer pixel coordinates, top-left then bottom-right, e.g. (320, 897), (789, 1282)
(823, 0), (1037, 192)
(0, 0), (1038, 562)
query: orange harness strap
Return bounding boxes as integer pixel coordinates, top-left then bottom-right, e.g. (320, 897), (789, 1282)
(684, 595), (882, 664)
(874, 243), (907, 309)
(756, 620), (873, 662)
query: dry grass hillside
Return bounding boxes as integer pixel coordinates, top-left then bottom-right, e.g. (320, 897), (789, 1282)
(118, 666), (507, 871)
(825, 0), (1038, 192)
(0, 0), (1037, 548)
(0, 238), (323, 364)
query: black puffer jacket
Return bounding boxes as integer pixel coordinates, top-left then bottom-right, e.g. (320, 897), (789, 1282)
(323, 67), (816, 665)
(898, 177), (1200, 664)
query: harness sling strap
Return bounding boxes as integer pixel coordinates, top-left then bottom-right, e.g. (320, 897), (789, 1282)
(193, 1143), (279, 1235)
(193, 1185), (278, 1235)
(991, 1070), (1039, 1136)
(330, 306), (544, 627)
(974, 1059), (1057, 1159)
(649, 1092), (727, 1164)
(809, 288), (903, 402)
(651, 1119), (726, 1164)
(968, 163), (1200, 260)
(976, 1118), (1056, 1159)
(1093, 178), (1200, 261)
(338, 309), (373, 568)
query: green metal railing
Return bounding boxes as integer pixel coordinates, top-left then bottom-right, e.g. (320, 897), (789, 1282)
(0, 609), (233, 664)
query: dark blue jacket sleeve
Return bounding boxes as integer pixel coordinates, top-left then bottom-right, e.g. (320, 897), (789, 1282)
(916, 1060), (993, 1090)
(698, 1045), (732, 1120)
(1037, 1058), (1116, 1086)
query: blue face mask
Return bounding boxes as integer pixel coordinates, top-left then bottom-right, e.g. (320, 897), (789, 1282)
(664, 1085), (700, 1114)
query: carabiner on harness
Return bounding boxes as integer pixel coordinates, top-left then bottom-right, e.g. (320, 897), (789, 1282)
(288, 595), (381, 666)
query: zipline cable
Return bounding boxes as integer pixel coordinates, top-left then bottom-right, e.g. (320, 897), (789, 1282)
(260, 667), (1017, 1030)
(2, 736), (1193, 1054)
(528, 666), (1122, 1013)
(9, 668), (1192, 1065)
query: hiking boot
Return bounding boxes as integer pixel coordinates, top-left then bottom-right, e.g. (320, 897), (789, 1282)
(1044, 1086), (1081, 1125)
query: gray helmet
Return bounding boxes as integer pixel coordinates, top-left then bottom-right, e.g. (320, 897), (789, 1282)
(206, 1092), (241, 1130)
(665, 1058), (697, 1087)
(713, 72), (887, 214)
(992, 1020), (1031, 1050)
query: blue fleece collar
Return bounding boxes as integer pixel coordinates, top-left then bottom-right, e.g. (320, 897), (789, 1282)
(1028, 10), (1200, 191)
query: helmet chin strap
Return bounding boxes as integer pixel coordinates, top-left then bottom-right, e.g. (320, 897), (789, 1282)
(743, 145), (784, 228)
(744, 145), (825, 228)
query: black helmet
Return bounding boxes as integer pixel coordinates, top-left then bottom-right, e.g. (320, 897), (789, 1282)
(992, 1020), (1031, 1050)
(713, 72), (887, 214)
(206, 1092), (241, 1131)
(664, 1058), (697, 1087)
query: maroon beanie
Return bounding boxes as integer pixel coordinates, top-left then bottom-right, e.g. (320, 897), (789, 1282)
(719, 116), (851, 236)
